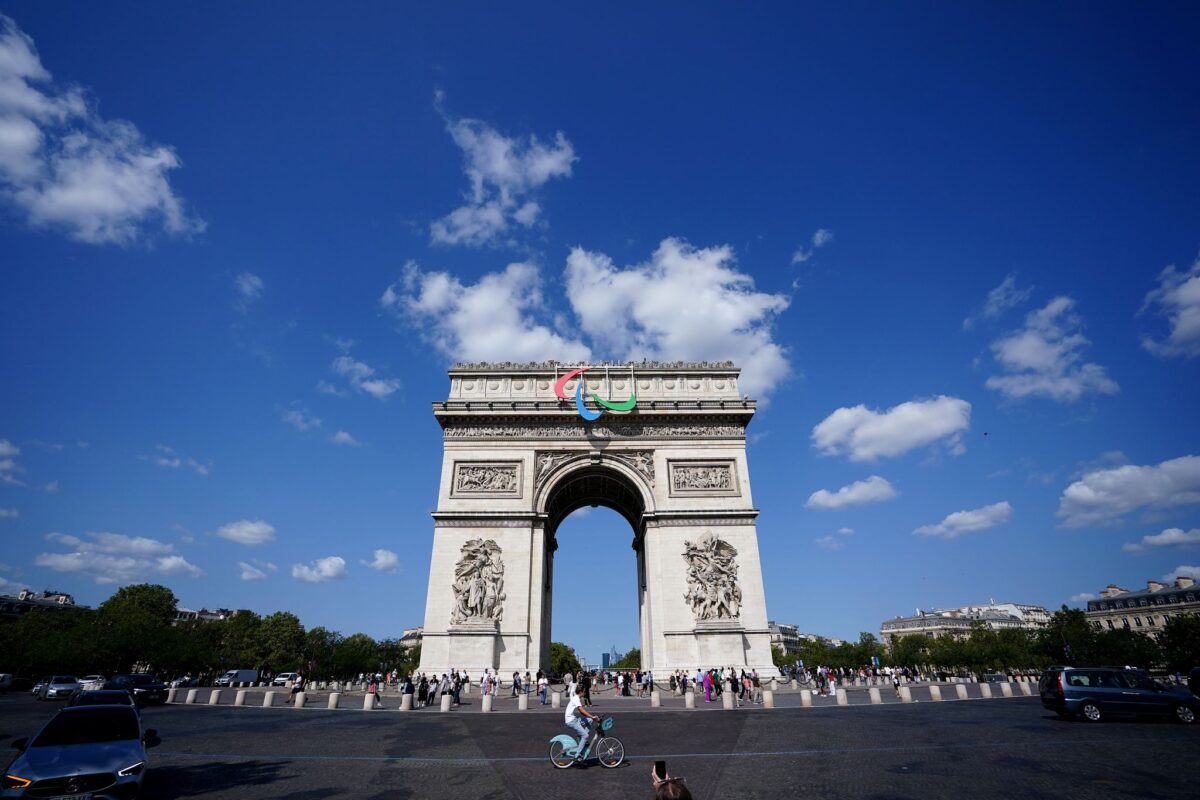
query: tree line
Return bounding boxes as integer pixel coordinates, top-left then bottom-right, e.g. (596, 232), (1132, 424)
(772, 608), (1200, 675)
(0, 584), (422, 681)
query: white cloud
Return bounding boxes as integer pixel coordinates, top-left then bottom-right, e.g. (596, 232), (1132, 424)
(0, 15), (202, 243)
(329, 430), (362, 447)
(316, 380), (349, 398)
(838, 527), (854, 535)
(914, 501), (1013, 539)
(234, 272), (264, 311)
(963, 274), (1033, 329)
(1070, 592), (1097, 603)
(139, 444), (209, 476)
(1057, 455), (1200, 528)
(382, 260), (591, 363)
(815, 535), (845, 551)
(330, 355), (401, 400)
(0, 507), (16, 519)
(43, 480), (59, 492)
(0, 438), (25, 485)
(238, 560), (277, 581)
(1140, 254), (1200, 358)
(1162, 565), (1200, 583)
(281, 407), (321, 432)
(1123, 527), (1200, 554)
(812, 396), (971, 462)
(35, 530), (200, 584)
(805, 476), (898, 510)
(565, 238), (791, 399)
(985, 297), (1119, 402)
(215, 519), (276, 545)
(431, 100), (575, 247)
(361, 548), (400, 573)
(292, 556), (347, 583)
(791, 227), (834, 264)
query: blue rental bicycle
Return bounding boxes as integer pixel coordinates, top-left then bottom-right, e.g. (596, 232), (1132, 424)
(548, 716), (624, 768)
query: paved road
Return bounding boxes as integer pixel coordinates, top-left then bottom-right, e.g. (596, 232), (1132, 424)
(2, 692), (1195, 799)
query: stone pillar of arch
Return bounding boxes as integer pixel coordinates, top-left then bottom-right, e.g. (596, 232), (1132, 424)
(417, 362), (774, 677)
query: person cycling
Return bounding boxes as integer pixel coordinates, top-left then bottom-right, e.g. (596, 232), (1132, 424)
(564, 684), (601, 762)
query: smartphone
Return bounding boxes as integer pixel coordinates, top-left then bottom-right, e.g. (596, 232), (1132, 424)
(654, 760), (667, 780)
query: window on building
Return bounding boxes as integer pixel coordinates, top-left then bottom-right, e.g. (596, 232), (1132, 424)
(1147, 616), (1156, 626)
(1187, 593), (1195, 602)
(1099, 602), (1109, 610)
(1139, 599), (1148, 606)
(1122, 619), (1130, 629)
(1134, 617), (1143, 627)
(1105, 620), (1114, 629)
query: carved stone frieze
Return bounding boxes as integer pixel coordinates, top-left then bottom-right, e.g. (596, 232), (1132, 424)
(451, 539), (506, 625)
(682, 531), (742, 621)
(444, 421), (745, 440)
(669, 461), (739, 496)
(534, 451), (574, 488)
(609, 450), (655, 485)
(452, 461), (522, 497)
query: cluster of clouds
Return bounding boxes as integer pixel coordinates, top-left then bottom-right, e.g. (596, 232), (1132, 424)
(913, 501), (1013, 540)
(0, 15), (201, 244)
(430, 94), (576, 248)
(280, 406), (363, 446)
(329, 355), (400, 400)
(139, 444), (210, 476)
(791, 228), (834, 265)
(1057, 454), (1200, 528)
(233, 272), (264, 312)
(811, 396), (970, 462)
(0, 439), (22, 485)
(1140, 255), (1200, 358)
(35, 531), (202, 584)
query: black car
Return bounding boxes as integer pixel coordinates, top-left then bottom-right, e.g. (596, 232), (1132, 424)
(1189, 666), (1199, 698)
(103, 673), (168, 706)
(1039, 666), (1198, 723)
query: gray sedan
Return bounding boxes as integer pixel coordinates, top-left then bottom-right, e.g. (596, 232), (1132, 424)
(36, 676), (80, 700)
(2, 705), (158, 798)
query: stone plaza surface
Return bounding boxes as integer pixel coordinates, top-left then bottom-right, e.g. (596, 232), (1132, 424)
(4, 691), (1196, 799)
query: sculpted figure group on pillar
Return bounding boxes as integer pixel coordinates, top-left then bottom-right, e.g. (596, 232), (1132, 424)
(682, 531), (742, 621)
(451, 539), (506, 625)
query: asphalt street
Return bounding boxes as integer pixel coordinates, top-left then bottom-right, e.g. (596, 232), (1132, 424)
(2, 692), (1196, 800)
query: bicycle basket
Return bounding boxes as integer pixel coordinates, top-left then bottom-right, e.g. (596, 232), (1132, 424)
(600, 716), (614, 732)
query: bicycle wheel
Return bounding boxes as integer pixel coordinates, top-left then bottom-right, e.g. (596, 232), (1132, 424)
(549, 740), (574, 769)
(595, 736), (624, 768)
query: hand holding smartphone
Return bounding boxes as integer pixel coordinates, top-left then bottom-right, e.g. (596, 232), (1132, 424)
(654, 760), (668, 781)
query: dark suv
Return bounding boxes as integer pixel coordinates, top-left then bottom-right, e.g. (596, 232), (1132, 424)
(1039, 666), (1197, 723)
(103, 673), (168, 706)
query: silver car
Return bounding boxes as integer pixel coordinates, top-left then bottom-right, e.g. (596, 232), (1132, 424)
(2, 705), (157, 798)
(37, 676), (80, 700)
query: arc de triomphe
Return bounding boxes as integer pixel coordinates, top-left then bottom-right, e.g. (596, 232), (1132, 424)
(417, 362), (774, 676)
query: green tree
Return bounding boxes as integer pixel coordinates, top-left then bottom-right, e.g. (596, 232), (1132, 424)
(1159, 615), (1200, 672)
(219, 610), (264, 669)
(771, 645), (790, 668)
(1036, 606), (1098, 665)
(258, 611), (306, 674)
(1093, 628), (1162, 668)
(329, 632), (378, 678)
(889, 634), (930, 667)
(97, 584), (179, 671)
(855, 632), (884, 666)
(550, 642), (582, 676)
(612, 648), (641, 669)
(304, 626), (342, 678)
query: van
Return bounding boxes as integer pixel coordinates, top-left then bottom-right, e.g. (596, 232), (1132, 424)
(272, 672), (299, 687)
(1039, 666), (1197, 723)
(214, 669), (258, 686)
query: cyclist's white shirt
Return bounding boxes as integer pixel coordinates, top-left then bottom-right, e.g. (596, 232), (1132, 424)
(564, 693), (584, 723)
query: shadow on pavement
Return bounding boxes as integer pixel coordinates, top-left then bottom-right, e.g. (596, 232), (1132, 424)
(143, 759), (293, 799)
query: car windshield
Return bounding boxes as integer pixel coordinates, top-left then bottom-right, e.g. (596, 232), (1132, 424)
(32, 708), (139, 747)
(51, 676), (78, 683)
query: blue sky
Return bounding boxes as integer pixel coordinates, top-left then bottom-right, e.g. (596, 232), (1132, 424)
(1, 3), (1199, 666)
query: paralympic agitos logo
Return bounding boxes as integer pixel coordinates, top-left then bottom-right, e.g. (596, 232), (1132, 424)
(553, 367), (637, 421)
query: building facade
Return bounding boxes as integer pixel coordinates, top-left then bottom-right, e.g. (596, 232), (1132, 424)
(0, 589), (82, 619)
(1084, 575), (1198, 635)
(880, 600), (1050, 644)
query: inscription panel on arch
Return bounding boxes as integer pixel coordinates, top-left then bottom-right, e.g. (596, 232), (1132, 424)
(668, 459), (740, 497)
(451, 461), (524, 498)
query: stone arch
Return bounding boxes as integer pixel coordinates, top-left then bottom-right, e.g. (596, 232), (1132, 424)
(535, 454), (656, 539)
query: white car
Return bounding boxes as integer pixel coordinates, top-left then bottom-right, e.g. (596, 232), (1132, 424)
(272, 672), (299, 686)
(80, 674), (107, 691)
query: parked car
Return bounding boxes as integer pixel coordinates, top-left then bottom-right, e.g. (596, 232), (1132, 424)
(30, 678), (49, 697)
(79, 675), (106, 691)
(272, 672), (299, 687)
(65, 689), (136, 710)
(215, 669), (258, 687)
(1189, 666), (1199, 698)
(169, 675), (199, 688)
(2, 705), (157, 798)
(1039, 666), (1198, 723)
(37, 676), (80, 701)
(103, 673), (168, 706)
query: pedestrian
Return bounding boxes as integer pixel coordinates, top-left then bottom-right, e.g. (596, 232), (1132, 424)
(703, 670), (713, 703)
(538, 671), (549, 705)
(368, 677), (385, 709)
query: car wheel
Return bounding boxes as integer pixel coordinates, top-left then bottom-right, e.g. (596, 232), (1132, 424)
(1080, 701), (1102, 722)
(1174, 704), (1196, 724)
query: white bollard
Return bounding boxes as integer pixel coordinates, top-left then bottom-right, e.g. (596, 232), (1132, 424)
(401, 694), (413, 711)
(440, 694), (452, 712)
(684, 691), (695, 709)
(650, 690), (661, 708)
(980, 683), (993, 699)
(518, 693), (528, 711)
(166, 688), (178, 704)
(1019, 682), (1033, 696)
(899, 686), (913, 703)
(869, 687), (882, 704)
(294, 691), (306, 707)
(363, 693), (375, 710)
(836, 688), (848, 706)
(263, 691), (277, 707)
(929, 685), (942, 702)
(771, 678), (778, 691)
(551, 691), (561, 708)
(955, 684), (969, 700)
(801, 689), (813, 708)
(721, 691), (734, 709)
(327, 692), (341, 709)
(763, 689), (774, 708)
(1000, 683), (1013, 698)
(481, 694), (493, 713)
(185, 689), (199, 704)
(463, 683), (470, 695)
(234, 690), (247, 707)
(209, 689), (223, 705)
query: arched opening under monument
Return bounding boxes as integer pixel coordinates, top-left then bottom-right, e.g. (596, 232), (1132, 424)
(541, 464), (649, 673)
